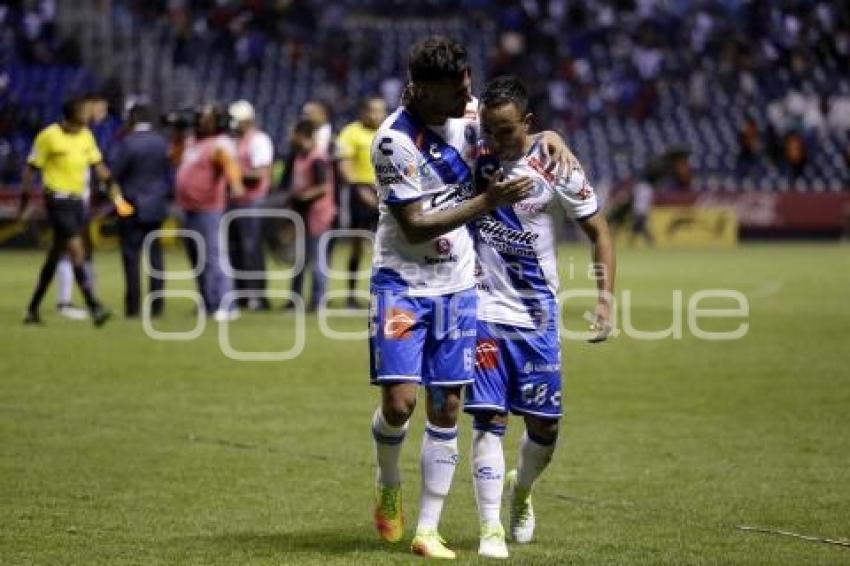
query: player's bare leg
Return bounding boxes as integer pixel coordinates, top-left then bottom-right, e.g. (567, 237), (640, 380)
(472, 411), (509, 558)
(372, 382), (416, 542)
(507, 416), (559, 544)
(410, 385), (462, 559)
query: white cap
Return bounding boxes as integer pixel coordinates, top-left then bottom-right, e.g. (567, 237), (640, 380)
(229, 100), (255, 122)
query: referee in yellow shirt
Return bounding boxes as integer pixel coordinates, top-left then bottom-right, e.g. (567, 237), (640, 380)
(336, 96), (387, 308)
(19, 97), (128, 326)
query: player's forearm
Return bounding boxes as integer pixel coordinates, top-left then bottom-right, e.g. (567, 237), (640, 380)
(398, 193), (492, 244)
(590, 220), (615, 303)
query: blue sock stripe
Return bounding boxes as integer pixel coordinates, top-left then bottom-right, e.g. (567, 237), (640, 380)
(473, 420), (507, 437)
(425, 424), (458, 441)
(372, 427), (406, 445)
(526, 429), (557, 446)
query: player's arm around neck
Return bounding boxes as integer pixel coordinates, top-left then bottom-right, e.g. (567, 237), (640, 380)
(389, 175), (534, 245)
(578, 212), (616, 341)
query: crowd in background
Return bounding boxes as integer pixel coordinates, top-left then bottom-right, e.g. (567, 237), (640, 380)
(2, 0), (850, 191)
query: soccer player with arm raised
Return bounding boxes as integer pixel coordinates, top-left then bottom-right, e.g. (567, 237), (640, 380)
(464, 76), (615, 558)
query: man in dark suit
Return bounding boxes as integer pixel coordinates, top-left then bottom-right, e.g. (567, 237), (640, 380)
(110, 103), (173, 318)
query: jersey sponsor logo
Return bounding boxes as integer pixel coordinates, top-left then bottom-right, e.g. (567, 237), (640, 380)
(476, 218), (539, 246)
(384, 307), (416, 339)
(378, 137), (393, 156)
(522, 361), (561, 374)
(428, 143), (442, 160)
(434, 237), (452, 255)
(375, 163), (403, 186)
(475, 339), (500, 370)
(429, 182), (476, 209)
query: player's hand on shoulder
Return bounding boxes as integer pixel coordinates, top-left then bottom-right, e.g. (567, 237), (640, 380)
(539, 131), (579, 178)
(486, 175), (534, 208)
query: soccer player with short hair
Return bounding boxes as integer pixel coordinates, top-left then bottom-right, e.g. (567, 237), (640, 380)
(464, 76), (615, 558)
(369, 37), (576, 559)
(368, 37), (535, 559)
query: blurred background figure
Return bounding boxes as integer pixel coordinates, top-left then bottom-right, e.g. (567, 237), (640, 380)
(228, 100), (274, 311)
(110, 101), (172, 319)
(19, 96), (116, 326)
(285, 119), (335, 312)
(630, 172), (655, 247)
(335, 96), (386, 309)
(300, 100), (333, 154)
(175, 104), (244, 322)
(52, 92), (116, 319)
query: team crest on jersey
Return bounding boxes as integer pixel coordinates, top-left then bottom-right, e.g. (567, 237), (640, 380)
(384, 308), (416, 340)
(475, 339), (500, 370)
(434, 237), (452, 255)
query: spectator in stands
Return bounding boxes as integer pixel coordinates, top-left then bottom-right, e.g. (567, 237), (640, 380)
(111, 102), (172, 319)
(336, 96), (387, 309)
(782, 131), (808, 183)
(175, 104), (245, 322)
(227, 100), (274, 311)
(285, 119), (335, 312)
(737, 116), (763, 176)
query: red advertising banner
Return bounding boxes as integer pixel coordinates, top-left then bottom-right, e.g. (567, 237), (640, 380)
(654, 191), (850, 236)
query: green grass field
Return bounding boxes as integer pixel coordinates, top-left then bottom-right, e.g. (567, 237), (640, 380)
(2, 242), (849, 565)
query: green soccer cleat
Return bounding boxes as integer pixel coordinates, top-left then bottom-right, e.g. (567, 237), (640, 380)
(411, 529), (456, 560)
(374, 485), (404, 543)
(478, 522), (509, 559)
(506, 469), (535, 544)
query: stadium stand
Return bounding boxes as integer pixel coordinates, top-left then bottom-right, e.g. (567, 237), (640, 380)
(1, 0), (849, 192)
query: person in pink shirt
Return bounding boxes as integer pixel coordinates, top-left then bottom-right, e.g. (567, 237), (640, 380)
(175, 104), (245, 321)
(287, 119), (336, 311)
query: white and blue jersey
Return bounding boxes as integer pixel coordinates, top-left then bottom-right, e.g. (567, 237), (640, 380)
(368, 105), (480, 387)
(465, 138), (598, 418)
(370, 106), (480, 296)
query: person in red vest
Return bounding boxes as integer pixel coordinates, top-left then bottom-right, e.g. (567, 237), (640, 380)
(286, 119), (336, 312)
(175, 104), (245, 322)
(227, 100), (274, 311)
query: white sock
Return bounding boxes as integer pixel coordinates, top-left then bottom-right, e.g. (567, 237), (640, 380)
(56, 258), (73, 305)
(516, 431), (556, 492)
(472, 425), (505, 527)
(371, 407), (408, 488)
(417, 422), (458, 533)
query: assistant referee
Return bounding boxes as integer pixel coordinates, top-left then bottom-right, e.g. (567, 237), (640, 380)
(19, 96), (130, 326)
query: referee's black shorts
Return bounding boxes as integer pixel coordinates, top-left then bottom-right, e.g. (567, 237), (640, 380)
(350, 184), (379, 232)
(45, 192), (86, 240)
